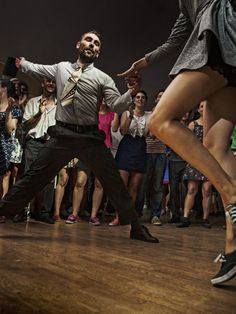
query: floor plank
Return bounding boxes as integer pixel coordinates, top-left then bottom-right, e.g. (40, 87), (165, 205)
(0, 216), (235, 314)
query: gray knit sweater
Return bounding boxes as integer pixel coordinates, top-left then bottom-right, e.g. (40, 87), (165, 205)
(145, 0), (236, 76)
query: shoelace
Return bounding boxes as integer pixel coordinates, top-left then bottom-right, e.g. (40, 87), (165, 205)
(226, 204), (236, 224)
(214, 253), (226, 264)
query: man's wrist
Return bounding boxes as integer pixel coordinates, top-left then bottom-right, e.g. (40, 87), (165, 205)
(129, 88), (137, 97)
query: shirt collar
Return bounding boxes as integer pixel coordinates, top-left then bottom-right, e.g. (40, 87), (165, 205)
(37, 96), (57, 105)
(73, 60), (94, 72)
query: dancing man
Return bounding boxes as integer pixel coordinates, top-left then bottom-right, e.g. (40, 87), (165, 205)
(0, 30), (158, 243)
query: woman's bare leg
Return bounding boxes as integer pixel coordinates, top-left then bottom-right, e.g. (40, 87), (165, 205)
(2, 171), (11, 198)
(149, 67), (236, 206)
(183, 180), (199, 218)
(72, 170), (88, 217)
(204, 98), (236, 253)
(54, 168), (69, 217)
(201, 181), (212, 220)
(91, 178), (104, 219)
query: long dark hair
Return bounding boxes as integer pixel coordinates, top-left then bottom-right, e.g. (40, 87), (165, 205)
(0, 78), (17, 99)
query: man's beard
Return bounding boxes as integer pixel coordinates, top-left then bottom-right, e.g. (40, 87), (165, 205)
(78, 51), (96, 64)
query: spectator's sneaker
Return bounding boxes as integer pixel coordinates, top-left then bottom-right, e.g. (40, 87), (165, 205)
(176, 217), (190, 228)
(0, 216), (6, 223)
(89, 217), (100, 226)
(109, 218), (119, 226)
(151, 216), (162, 226)
(65, 214), (80, 224)
(202, 219), (212, 229)
(53, 214), (61, 222)
(211, 250), (236, 285)
(225, 203), (236, 225)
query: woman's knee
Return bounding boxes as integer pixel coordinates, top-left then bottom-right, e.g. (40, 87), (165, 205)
(187, 182), (198, 196)
(58, 175), (69, 187)
(75, 179), (86, 189)
(148, 112), (172, 138)
(202, 182), (212, 198)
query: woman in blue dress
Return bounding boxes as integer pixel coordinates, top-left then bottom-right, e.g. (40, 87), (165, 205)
(0, 79), (22, 221)
(119, 0), (236, 285)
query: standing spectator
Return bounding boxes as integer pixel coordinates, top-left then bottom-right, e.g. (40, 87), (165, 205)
(89, 100), (119, 226)
(136, 90), (167, 225)
(0, 78), (22, 222)
(23, 77), (57, 224)
(177, 102), (212, 228)
(111, 90), (150, 226)
(168, 112), (189, 223)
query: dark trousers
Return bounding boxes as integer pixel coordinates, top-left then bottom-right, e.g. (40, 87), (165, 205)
(168, 160), (187, 218)
(136, 153), (166, 218)
(24, 138), (54, 215)
(0, 125), (138, 225)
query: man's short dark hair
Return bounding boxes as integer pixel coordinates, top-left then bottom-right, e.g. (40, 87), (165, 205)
(80, 30), (102, 42)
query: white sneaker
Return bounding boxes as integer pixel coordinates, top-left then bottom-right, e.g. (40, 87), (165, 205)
(151, 216), (162, 226)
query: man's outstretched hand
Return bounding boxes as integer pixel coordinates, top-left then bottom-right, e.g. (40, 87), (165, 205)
(15, 57), (23, 69)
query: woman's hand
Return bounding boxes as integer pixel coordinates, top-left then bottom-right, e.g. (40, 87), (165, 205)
(117, 57), (148, 78)
(128, 104), (135, 118)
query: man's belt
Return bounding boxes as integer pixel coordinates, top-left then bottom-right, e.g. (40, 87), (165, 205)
(56, 120), (98, 133)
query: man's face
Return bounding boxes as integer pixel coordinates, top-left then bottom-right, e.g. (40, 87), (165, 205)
(76, 32), (101, 62)
(42, 78), (56, 94)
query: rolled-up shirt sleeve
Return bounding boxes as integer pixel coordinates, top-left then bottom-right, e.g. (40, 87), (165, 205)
(102, 76), (133, 114)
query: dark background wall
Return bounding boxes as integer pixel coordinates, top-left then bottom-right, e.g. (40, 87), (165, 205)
(1, 0), (179, 107)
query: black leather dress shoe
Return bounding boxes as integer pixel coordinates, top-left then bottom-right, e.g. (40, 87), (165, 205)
(37, 213), (55, 224)
(130, 225), (159, 243)
(12, 212), (26, 223)
(168, 216), (180, 224)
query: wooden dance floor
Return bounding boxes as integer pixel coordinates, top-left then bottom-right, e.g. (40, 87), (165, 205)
(0, 216), (235, 314)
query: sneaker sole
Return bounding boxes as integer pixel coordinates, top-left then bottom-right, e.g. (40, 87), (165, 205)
(89, 222), (100, 226)
(211, 265), (236, 285)
(65, 221), (77, 224)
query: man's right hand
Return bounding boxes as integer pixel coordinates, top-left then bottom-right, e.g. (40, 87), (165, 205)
(39, 99), (47, 113)
(126, 75), (142, 97)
